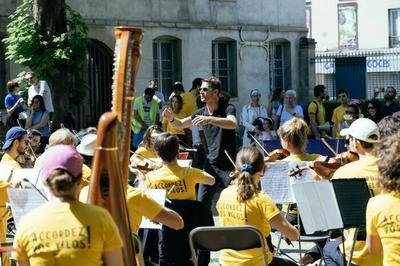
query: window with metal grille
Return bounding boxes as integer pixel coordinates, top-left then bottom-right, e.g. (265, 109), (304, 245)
(212, 40), (237, 97)
(153, 38), (181, 97)
(389, 9), (400, 48)
(269, 42), (291, 92)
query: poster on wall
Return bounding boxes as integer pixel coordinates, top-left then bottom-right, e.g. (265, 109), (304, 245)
(338, 4), (358, 50)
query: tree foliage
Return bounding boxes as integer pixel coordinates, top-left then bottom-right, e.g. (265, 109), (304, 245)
(3, 0), (88, 105)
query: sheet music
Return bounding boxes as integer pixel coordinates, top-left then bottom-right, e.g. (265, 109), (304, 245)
(0, 165), (13, 182)
(10, 169), (41, 186)
(139, 189), (167, 229)
(260, 161), (315, 203)
(293, 181), (343, 234)
(148, 158), (192, 168)
(7, 188), (47, 228)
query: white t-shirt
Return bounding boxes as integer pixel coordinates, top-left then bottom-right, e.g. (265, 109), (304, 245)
(28, 80), (54, 113)
(276, 104), (304, 127)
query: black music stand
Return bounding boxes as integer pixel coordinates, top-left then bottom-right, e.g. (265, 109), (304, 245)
(293, 178), (372, 266)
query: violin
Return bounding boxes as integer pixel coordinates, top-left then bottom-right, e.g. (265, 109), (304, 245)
(264, 148), (290, 162)
(129, 152), (161, 173)
(288, 156), (341, 180)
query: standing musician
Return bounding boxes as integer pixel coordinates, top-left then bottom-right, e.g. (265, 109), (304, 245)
(217, 147), (299, 266)
(162, 76), (237, 209)
(145, 132), (215, 200)
(13, 145), (124, 265)
(323, 118), (382, 266)
(134, 125), (163, 159)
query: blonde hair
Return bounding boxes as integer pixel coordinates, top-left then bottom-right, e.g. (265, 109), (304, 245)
(278, 117), (308, 152)
(233, 147), (264, 201)
(49, 128), (77, 146)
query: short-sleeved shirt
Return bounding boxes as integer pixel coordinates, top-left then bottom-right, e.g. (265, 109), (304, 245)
(276, 104), (304, 128)
(13, 201), (123, 265)
(145, 162), (206, 200)
(181, 92), (197, 117)
(126, 187), (163, 233)
(308, 100), (326, 136)
(191, 99), (236, 169)
(366, 193), (400, 266)
(331, 105), (346, 138)
(162, 110), (186, 135)
(135, 146), (158, 159)
(28, 81), (54, 113)
(332, 155), (383, 266)
(381, 102), (400, 118)
(0, 153), (22, 170)
(4, 93), (24, 114)
(217, 185), (280, 265)
(31, 110), (50, 137)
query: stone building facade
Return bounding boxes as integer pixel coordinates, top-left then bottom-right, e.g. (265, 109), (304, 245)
(1, 0), (311, 126)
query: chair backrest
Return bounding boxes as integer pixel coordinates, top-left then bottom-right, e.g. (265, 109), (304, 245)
(189, 225), (268, 266)
(132, 233), (145, 266)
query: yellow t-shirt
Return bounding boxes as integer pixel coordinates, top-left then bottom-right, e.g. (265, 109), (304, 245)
(0, 181), (11, 266)
(181, 92), (197, 117)
(162, 110), (186, 135)
(126, 187), (163, 233)
(331, 105), (346, 138)
(332, 155), (382, 266)
(366, 193), (400, 266)
(282, 153), (320, 162)
(135, 146), (157, 159)
(0, 153), (22, 170)
(81, 164), (91, 186)
(145, 162), (206, 200)
(308, 101), (326, 136)
(13, 201), (123, 265)
(216, 185), (280, 265)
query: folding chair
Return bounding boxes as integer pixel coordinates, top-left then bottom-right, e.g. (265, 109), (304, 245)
(132, 233), (145, 266)
(189, 225), (268, 266)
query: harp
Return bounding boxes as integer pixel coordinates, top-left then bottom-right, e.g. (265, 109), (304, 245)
(88, 27), (143, 265)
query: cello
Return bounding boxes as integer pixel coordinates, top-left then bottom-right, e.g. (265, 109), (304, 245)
(88, 27), (143, 266)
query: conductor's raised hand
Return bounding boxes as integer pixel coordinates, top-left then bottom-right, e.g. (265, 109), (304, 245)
(192, 115), (213, 126)
(162, 107), (174, 121)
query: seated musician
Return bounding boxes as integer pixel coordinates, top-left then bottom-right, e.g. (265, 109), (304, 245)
(366, 131), (400, 265)
(134, 125), (163, 159)
(145, 132), (215, 200)
(217, 147), (299, 266)
(34, 128), (91, 185)
(0, 127), (28, 266)
(13, 145), (124, 266)
(323, 118), (382, 266)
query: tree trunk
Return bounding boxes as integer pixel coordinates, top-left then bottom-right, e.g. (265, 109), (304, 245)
(32, 0), (72, 129)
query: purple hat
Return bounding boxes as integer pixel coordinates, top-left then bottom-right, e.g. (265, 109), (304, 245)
(42, 145), (83, 181)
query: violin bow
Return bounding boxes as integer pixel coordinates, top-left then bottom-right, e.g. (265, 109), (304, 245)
(224, 150), (236, 168)
(321, 138), (337, 156)
(335, 138), (340, 155)
(130, 151), (157, 164)
(249, 134), (270, 156)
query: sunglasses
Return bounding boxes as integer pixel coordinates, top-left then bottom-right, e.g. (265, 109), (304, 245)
(345, 111), (355, 115)
(199, 87), (214, 93)
(367, 106), (375, 110)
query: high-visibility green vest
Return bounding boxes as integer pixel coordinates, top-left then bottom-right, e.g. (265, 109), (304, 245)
(131, 96), (159, 133)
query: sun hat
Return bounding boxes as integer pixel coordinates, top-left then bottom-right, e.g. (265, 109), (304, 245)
(76, 133), (97, 156)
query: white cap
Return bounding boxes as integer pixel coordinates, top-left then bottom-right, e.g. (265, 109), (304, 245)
(339, 118), (380, 143)
(76, 134), (97, 156)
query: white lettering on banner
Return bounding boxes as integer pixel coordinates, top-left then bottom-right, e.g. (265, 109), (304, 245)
(316, 56), (400, 73)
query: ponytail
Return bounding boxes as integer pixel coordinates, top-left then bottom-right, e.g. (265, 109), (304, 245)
(234, 147), (264, 201)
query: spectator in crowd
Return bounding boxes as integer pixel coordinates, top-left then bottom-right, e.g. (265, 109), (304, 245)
(13, 145), (124, 266)
(148, 79), (165, 108)
(131, 88), (160, 150)
(339, 103), (361, 131)
(25, 71), (54, 114)
(255, 117), (277, 142)
(366, 131), (400, 265)
(162, 95), (186, 142)
(4, 80), (25, 129)
(217, 146), (299, 266)
(169, 82), (197, 117)
(365, 99), (382, 123)
(267, 87), (285, 120)
(331, 89), (349, 138)
(308, 85), (327, 139)
(381, 86), (400, 117)
(25, 95), (50, 153)
(240, 89), (268, 146)
(274, 90), (303, 131)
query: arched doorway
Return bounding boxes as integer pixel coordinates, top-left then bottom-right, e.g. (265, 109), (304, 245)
(79, 39), (113, 127)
